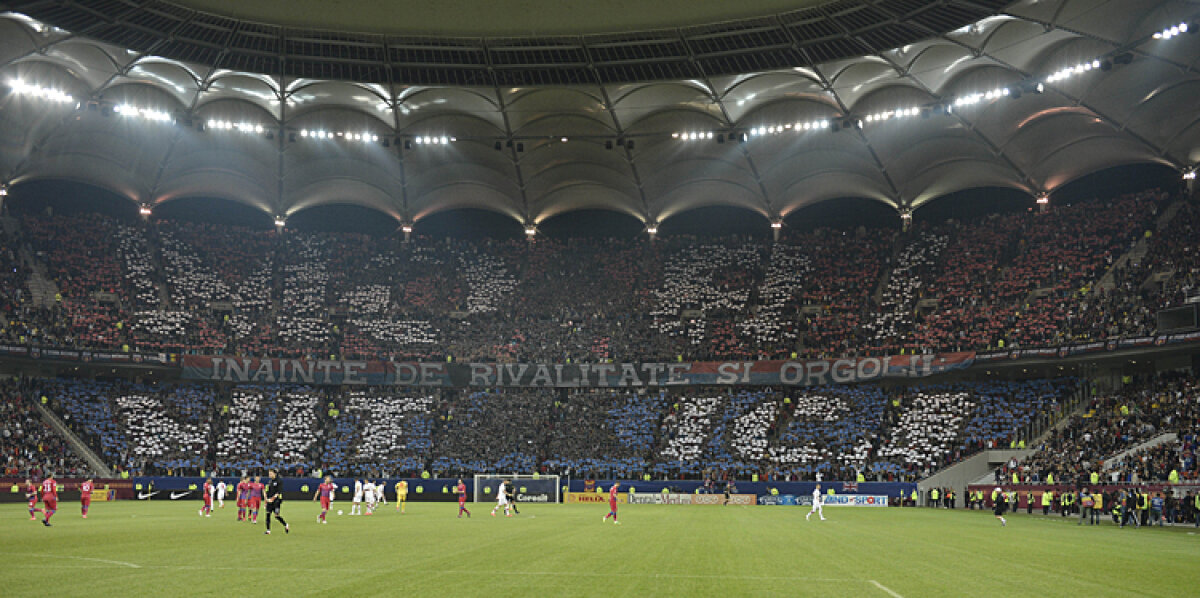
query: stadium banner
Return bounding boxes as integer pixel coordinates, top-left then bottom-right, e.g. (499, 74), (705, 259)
(758, 494), (799, 506)
(180, 353), (974, 387)
(975, 330), (1200, 363)
(628, 493), (693, 505)
(0, 344), (175, 365)
(569, 480), (916, 498)
(0, 477), (134, 502)
(566, 492), (628, 504)
(796, 494), (889, 506)
(691, 493), (757, 505)
(133, 477), (472, 502)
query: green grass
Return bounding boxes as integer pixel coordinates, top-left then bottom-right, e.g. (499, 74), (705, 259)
(3, 501), (1197, 597)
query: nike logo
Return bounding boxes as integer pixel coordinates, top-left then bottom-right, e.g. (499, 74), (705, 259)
(169, 491), (191, 500)
(137, 491), (160, 500)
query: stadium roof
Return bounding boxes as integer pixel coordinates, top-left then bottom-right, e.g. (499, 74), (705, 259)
(0, 0), (1197, 227)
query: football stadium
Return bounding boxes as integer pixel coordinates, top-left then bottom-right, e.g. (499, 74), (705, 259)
(1, 0), (1199, 595)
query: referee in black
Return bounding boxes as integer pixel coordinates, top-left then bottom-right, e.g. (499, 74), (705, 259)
(264, 469), (289, 535)
(507, 481), (520, 515)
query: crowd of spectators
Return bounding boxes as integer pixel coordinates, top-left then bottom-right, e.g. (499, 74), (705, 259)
(11, 369), (1177, 484)
(1, 378), (90, 477)
(0, 188), (1192, 363)
(1012, 372), (1199, 484)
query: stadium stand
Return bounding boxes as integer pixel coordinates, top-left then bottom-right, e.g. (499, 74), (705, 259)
(0, 187), (1186, 362)
(1012, 373), (1200, 484)
(1, 379), (90, 477)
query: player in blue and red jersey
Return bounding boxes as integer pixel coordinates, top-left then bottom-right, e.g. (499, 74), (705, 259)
(313, 475), (335, 524)
(249, 475), (263, 523)
(602, 482), (621, 525)
(25, 478), (43, 521)
(236, 476), (249, 521)
(80, 479), (93, 518)
(200, 477), (214, 517)
(40, 474), (58, 527)
(456, 479), (471, 518)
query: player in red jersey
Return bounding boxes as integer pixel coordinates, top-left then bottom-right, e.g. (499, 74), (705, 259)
(40, 474), (58, 527)
(249, 475), (263, 523)
(200, 477), (214, 517)
(236, 476), (249, 521)
(80, 479), (93, 518)
(456, 478), (471, 518)
(25, 479), (43, 521)
(313, 475), (335, 524)
(602, 482), (621, 525)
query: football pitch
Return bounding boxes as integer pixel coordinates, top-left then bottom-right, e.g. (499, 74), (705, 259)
(2, 501), (1196, 597)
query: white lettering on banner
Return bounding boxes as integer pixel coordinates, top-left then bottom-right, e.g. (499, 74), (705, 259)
(691, 494), (758, 506)
(592, 363), (615, 386)
(665, 363), (690, 385)
(831, 359), (855, 383)
(343, 361), (367, 385)
(516, 493), (550, 503)
(419, 363), (444, 386)
(805, 360), (829, 386)
(618, 363), (642, 387)
(530, 364), (554, 386)
(183, 353), (976, 386)
(716, 362), (740, 384)
(857, 358), (882, 380)
(628, 493), (692, 505)
(816, 495), (889, 507)
(470, 364), (492, 386)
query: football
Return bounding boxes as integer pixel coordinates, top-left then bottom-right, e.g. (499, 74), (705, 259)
(337, 510), (343, 516)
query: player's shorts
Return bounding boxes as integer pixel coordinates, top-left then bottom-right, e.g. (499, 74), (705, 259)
(609, 500), (618, 510)
(81, 497), (91, 505)
(204, 496), (213, 505)
(320, 497), (331, 509)
(353, 494), (363, 503)
(458, 498), (467, 505)
(43, 498), (57, 511)
(497, 496), (509, 506)
(399, 494), (407, 501)
(27, 498), (37, 508)
(266, 501), (282, 515)
(249, 498), (261, 510)
(237, 498), (245, 508)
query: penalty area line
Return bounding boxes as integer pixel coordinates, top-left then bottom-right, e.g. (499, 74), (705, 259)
(869, 579), (904, 598)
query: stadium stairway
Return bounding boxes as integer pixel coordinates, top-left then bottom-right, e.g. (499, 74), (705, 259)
(34, 399), (114, 477)
(924, 390), (1091, 505)
(1100, 432), (1178, 471)
(22, 248), (59, 309)
(1096, 197), (1184, 292)
(918, 449), (1032, 507)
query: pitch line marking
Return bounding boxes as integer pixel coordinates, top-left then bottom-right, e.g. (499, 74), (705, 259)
(27, 553), (141, 569)
(869, 580), (903, 598)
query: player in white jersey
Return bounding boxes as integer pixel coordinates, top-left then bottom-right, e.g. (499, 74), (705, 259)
(351, 478), (364, 515)
(364, 480), (377, 514)
(491, 481), (512, 517)
(375, 481), (387, 505)
(806, 484), (826, 521)
(208, 479), (217, 507)
(216, 480), (227, 508)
